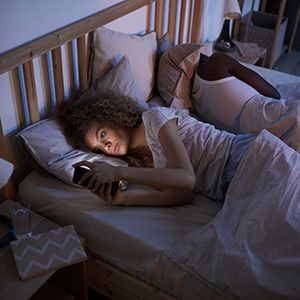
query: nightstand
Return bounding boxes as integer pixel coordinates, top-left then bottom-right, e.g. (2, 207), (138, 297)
(201, 41), (267, 67)
(0, 200), (88, 300)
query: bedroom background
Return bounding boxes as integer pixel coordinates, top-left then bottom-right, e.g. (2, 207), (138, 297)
(0, 0), (261, 135)
(0, 1), (300, 299)
(0, 0), (298, 174)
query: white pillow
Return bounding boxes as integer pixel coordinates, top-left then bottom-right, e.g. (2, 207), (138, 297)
(89, 55), (149, 110)
(91, 26), (157, 101)
(17, 56), (147, 186)
(18, 118), (127, 186)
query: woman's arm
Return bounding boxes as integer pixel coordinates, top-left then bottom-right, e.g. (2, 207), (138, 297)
(117, 118), (196, 190)
(225, 54), (281, 99)
(198, 52), (281, 99)
(75, 119), (196, 194)
(94, 185), (194, 206)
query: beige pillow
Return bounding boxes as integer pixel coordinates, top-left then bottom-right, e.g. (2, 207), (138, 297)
(157, 44), (201, 109)
(91, 26), (157, 101)
(88, 55), (149, 110)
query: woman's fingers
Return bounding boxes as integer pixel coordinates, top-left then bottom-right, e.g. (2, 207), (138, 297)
(92, 183), (112, 202)
(78, 170), (93, 185)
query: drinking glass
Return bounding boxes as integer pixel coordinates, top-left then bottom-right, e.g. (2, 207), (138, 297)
(11, 203), (32, 239)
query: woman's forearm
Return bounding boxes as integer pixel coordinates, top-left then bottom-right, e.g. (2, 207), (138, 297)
(116, 166), (196, 190)
(237, 67), (281, 99)
(121, 188), (194, 206)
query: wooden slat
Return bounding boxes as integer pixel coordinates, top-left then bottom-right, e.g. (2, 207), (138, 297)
(0, 118), (7, 160)
(233, 0), (243, 40)
(66, 42), (76, 97)
(86, 32), (93, 82)
(146, 2), (152, 32)
(23, 61), (40, 123)
(288, 2), (300, 52)
(52, 47), (64, 106)
(155, 0), (165, 37)
(178, 0), (187, 43)
(187, 0), (194, 42)
(10, 67), (26, 128)
(0, 0), (154, 74)
(77, 35), (88, 94)
(190, 0), (203, 43)
(39, 54), (52, 116)
(168, 0), (178, 44)
(268, 0), (286, 68)
(260, 0), (267, 12)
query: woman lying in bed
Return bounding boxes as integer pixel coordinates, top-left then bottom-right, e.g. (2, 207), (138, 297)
(193, 52), (300, 151)
(56, 91), (296, 206)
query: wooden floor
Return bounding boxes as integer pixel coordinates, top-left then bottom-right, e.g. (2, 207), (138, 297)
(272, 50), (300, 76)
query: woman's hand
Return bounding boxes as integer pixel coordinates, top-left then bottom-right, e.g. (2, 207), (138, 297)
(73, 160), (118, 191)
(91, 184), (127, 205)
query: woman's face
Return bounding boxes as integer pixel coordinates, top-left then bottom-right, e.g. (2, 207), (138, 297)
(84, 122), (131, 156)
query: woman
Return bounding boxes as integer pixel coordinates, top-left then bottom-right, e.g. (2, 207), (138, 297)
(56, 92), (255, 206)
(193, 52), (300, 151)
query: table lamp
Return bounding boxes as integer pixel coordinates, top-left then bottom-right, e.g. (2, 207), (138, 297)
(214, 0), (241, 52)
(0, 158), (16, 248)
(0, 158), (14, 189)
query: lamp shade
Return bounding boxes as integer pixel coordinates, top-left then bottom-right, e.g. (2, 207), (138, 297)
(223, 0), (241, 19)
(0, 158), (14, 189)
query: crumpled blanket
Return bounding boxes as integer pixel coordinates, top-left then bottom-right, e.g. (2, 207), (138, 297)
(234, 41), (266, 59)
(276, 81), (300, 101)
(235, 82), (300, 152)
(166, 130), (300, 299)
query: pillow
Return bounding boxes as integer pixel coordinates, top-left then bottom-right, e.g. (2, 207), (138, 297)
(157, 43), (201, 109)
(17, 118), (128, 186)
(156, 32), (173, 67)
(87, 55), (149, 110)
(17, 56), (149, 187)
(153, 32), (173, 96)
(91, 26), (157, 101)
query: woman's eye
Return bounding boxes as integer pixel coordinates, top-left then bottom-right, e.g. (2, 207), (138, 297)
(100, 130), (106, 140)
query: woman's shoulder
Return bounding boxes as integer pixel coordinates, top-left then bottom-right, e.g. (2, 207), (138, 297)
(142, 107), (190, 134)
(143, 106), (189, 120)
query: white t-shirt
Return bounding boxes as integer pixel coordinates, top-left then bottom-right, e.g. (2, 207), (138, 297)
(192, 74), (258, 132)
(142, 107), (234, 200)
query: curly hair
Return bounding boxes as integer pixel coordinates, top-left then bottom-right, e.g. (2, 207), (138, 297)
(55, 91), (153, 168)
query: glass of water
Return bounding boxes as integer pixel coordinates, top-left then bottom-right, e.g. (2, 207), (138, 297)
(11, 203), (32, 239)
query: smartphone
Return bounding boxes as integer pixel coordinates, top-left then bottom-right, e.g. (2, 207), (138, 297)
(72, 166), (120, 196)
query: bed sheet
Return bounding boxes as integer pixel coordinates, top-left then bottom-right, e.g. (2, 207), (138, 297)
(243, 63), (300, 86)
(167, 130), (300, 299)
(18, 170), (236, 300)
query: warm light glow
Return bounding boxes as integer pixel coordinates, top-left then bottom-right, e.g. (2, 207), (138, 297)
(0, 158), (14, 189)
(224, 0), (241, 20)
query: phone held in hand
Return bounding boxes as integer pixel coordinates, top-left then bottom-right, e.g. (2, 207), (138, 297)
(72, 166), (120, 196)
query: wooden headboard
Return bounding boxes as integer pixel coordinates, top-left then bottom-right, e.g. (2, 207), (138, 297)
(0, 0), (204, 199)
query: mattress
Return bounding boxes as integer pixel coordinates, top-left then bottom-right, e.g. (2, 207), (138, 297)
(18, 170), (236, 300)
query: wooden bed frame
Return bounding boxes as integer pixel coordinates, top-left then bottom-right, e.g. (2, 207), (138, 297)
(0, 1), (205, 299)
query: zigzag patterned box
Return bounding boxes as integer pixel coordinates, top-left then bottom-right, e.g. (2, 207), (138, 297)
(10, 225), (87, 280)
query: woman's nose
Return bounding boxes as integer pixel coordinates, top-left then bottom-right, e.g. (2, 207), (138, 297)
(105, 141), (112, 151)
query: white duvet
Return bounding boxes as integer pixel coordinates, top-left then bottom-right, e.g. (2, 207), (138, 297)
(236, 82), (300, 152)
(166, 130), (300, 299)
